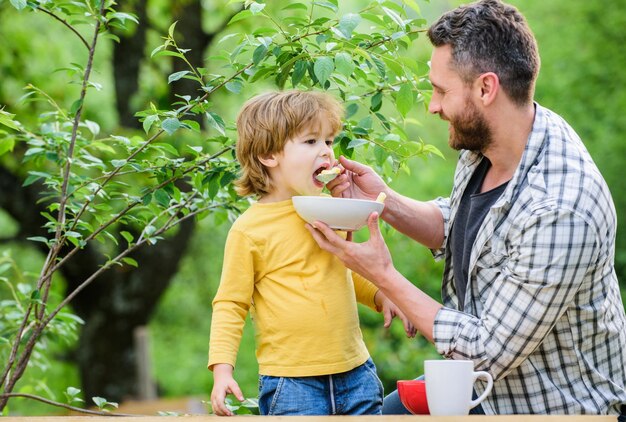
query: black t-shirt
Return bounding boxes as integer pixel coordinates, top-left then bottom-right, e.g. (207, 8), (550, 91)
(450, 157), (508, 310)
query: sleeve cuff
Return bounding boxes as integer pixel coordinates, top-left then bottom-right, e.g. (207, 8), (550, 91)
(208, 353), (237, 371)
(433, 307), (470, 358)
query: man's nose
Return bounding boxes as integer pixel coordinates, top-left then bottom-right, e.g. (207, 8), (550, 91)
(428, 98), (441, 115)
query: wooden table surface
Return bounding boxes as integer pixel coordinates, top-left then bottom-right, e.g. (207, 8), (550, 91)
(1, 416), (617, 421)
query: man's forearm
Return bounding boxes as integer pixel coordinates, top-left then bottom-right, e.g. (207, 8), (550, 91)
(377, 267), (443, 343)
(382, 190), (445, 249)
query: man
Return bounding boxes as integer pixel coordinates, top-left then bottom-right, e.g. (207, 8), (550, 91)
(306, 0), (626, 416)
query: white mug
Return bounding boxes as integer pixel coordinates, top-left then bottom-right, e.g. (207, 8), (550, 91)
(424, 359), (493, 416)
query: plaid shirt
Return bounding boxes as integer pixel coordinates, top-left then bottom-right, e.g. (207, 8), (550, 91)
(431, 104), (626, 415)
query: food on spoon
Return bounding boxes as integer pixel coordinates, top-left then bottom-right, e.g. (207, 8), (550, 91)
(375, 192), (387, 203)
(315, 166), (341, 184)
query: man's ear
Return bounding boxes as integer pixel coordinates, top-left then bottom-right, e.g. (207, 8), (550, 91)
(476, 72), (499, 106)
(258, 153), (278, 168)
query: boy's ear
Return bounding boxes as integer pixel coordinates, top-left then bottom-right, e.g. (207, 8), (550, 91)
(258, 153), (278, 168)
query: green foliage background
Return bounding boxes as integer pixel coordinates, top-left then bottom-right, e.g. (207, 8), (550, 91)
(0, 0), (625, 415)
(150, 0), (626, 404)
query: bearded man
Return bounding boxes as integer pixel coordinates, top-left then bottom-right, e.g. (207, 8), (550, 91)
(307, 0), (626, 417)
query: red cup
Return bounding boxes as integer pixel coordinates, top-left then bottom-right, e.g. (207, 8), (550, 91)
(397, 380), (430, 415)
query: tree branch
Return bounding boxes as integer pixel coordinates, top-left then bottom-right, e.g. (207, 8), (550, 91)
(35, 6), (90, 50)
(0, 393), (137, 416)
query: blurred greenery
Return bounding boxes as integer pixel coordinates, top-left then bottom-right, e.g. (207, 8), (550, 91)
(150, 0), (626, 404)
(1, 0), (625, 415)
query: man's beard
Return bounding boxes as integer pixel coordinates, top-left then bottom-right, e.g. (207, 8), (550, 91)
(446, 97), (492, 152)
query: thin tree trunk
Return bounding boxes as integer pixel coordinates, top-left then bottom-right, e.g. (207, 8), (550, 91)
(112, 0), (148, 129)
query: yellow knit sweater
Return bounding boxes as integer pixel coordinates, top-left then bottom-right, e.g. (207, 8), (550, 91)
(208, 199), (379, 376)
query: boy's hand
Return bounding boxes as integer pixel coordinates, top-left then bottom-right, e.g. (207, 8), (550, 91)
(375, 291), (417, 338)
(211, 363), (245, 416)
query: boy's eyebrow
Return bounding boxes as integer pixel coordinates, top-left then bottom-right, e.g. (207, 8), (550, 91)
(300, 129), (321, 138)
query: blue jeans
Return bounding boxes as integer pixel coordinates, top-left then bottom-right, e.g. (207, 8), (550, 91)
(258, 358), (383, 415)
(382, 375), (485, 415)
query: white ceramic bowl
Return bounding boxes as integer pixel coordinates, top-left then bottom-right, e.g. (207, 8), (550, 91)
(292, 196), (384, 231)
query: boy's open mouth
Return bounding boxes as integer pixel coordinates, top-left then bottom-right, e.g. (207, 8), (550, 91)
(312, 164), (331, 187)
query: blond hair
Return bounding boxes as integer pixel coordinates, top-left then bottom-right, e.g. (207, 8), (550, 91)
(234, 90), (343, 197)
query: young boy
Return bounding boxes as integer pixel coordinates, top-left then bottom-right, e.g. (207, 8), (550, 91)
(208, 90), (414, 416)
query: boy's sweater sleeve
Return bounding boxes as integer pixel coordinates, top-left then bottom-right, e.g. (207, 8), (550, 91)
(208, 228), (257, 370)
(351, 271), (380, 312)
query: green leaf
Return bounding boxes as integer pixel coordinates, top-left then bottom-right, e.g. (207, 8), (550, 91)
(422, 143), (445, 159)
(252, 44), (268, 65)
(120, 231), (134, 245)
(314, 57), (334, 88)
(122, 257), (138, 268)
(291, 60), (307, 87)
(403, 0), (421, 15)
(154, 189), (170, 207)
(313, 1), (338, 13)
(83, 120), (100, 136)
(0, 138), (15, 157)
(168, 22), (178, 38)
(357, 115), (373, 130)
(142, 115), (159, 134)
(92, 397), (118, 410)
(161, 118), (181, 135)
(382, 56), (404, 77)
(108, 12), (139, 25)
(228, 9), (252, 25)
(334, 52), (355, 77)
(370, 91), (383, 112)
(27, 236), (49, 245)
(338, 13), (361, 39)
(30, 289), (41, 301)
(382, 6), (405, 27)
(361, 12), (385, 26)
(348, 138), (369, 149)
(249, 2), (266, 14)
(249, 66), (276, 84)
(70, 99), (83, 115)
(252, 27), (278, 37)
(9, 0), (27, 10)
(66, 387), (81, 398)
(396, 83), (414, 117)
(220, 172), (237, 188)
(370, 55), (386, 78)
(206, 112), (226, 135)
(208, 174), (220, 199)
(0, 110), (20, 130)
(154, 142), (180, 157)
(345, 103), (358, 119)
(168, 70), (190, 84)
(182, 120), (201, 133)
(282, 3), (307, 10)
(22, 174), (42, 187)
(225, 80), (243, 93)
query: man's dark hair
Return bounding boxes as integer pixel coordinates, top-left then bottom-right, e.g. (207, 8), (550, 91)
(427, 0), (539, 105)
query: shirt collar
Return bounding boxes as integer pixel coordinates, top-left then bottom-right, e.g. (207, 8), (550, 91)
(493, 102), (548, 208)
